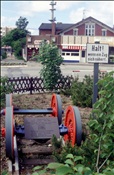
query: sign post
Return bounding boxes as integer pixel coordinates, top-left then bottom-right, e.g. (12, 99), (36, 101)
(86, 43), (109, 106)
(93, 63), (99, 105)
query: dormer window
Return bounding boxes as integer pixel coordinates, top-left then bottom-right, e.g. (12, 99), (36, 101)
(85, 23), (95, 36)
(102, 29), (107, 36)
(73, 28), (78, 35)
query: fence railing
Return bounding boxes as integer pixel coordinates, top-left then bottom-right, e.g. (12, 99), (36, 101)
(5, 76), (74, 94)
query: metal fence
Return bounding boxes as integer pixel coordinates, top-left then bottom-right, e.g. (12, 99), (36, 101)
(5, 76), (74, 94)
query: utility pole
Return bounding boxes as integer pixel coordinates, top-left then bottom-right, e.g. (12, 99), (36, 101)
(49, 0), (56, 23)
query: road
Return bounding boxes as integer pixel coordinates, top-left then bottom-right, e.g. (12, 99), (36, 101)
(1, 61), (114, 81)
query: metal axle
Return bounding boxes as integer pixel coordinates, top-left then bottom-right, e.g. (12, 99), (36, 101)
(1, 108), (64, 115)
(13, 108), (53, 115)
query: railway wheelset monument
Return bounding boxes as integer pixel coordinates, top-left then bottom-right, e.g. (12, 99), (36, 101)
(1, 93), (82, 162)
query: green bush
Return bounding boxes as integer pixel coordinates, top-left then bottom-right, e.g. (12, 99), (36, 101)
(1, 170), (8, 175)
(32, 153), (114, 175)
(85, 71), (114, 172)
(70, 71), (108, 108)
(1, 51), (7, 59)
(0, 77), (13, 107)
(71, 75), (93, 107)
(38, 40), (63, 91)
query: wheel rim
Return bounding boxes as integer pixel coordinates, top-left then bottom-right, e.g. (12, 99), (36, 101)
(5, 106), (14, 160)
(51, 94), (62, 125)
(64, 106), (82, 146)
(64, 106), (76, 146)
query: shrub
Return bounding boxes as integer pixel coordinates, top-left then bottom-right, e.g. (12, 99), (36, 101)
(0, 77), (13, 107)
(71, 75), (93, 107)
(85, 71), (114, 172)
(1, 51), (7, 59)
(70, 71), (108, 108)
(37, 40), (63, 91)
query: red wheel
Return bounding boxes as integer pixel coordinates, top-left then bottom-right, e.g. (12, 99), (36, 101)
(5, 106), (14, 160)
(51, 94), (62, 125)
(6, 94), (12, 107)
(64, 106), (82, 146)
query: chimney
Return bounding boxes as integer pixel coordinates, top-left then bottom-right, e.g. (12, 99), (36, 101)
(52, 22), (56, 36)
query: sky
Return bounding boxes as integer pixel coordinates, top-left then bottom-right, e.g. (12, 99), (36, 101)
(1, 1), (114, 35)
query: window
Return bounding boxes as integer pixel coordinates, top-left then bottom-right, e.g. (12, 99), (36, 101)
(71, 53), (79, 56)
(102, 29), (107, 36)
(85, 23), (95, 36)
(66, 53), (70, 56)
(82, 51), (85, 57)
(73, 28), (78, 35)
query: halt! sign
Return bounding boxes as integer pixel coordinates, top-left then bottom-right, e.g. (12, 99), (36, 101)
(86, 43), (109, 63)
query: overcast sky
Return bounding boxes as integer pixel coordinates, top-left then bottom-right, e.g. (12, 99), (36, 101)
(1, 1), (114, 35)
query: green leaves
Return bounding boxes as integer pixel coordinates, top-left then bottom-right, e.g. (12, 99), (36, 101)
(88, 71), (114, 172)
(33, 166), (43, 171)
(2, 20), (29, 59)
(71, 75), (93, 107)
(65, 159), (74, 166)
(74, 156), (83, 162)
(47, 163), (64, 169)
(0, 77), (13, 107)
(47, 162), (73, 175)
(16, 16), (29, 30)
(56, 165), (73, 175)
(32, 165), (47, 175)
(38, 41), (63, 90)
(66, 154), (74, 159)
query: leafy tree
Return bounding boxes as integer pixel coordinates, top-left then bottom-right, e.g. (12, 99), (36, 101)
(16, 16), (29, 30)
(38, 40), (63, 90)
(2, 28), (27, 47)
(2, 16), (29, 59)
(12, 38), (26, 59)
(2, 33), (13, 47)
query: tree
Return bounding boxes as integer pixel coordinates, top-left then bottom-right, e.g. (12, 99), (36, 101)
(38, 40), (63, 90)
(2, 28), (27, 47)
(16, 16), (29, 30)
(2, 16), (29, 60)
(12, 38), (26, 59)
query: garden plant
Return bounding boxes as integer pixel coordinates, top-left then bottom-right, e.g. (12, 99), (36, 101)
(0, 77), (13, 107)
(37, 40), (63, 91)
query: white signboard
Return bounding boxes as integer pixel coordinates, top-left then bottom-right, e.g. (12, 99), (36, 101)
(86, 43), (109, 63)
(34, 40), (42, 44)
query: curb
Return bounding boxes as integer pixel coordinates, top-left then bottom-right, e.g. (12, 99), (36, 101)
(1, 65), (28, 68)
(62, 63), (114, 67)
